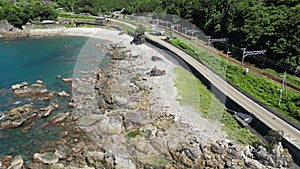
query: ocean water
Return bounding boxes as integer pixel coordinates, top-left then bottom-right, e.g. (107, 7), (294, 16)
(0, 36), (88, 89)
(0, 36), (107, 162)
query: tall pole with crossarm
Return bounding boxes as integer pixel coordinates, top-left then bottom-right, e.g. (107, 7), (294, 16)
(241, 48), (266, 67)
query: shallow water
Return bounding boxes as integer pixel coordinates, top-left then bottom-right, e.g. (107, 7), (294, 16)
(0, 36), (108, 160)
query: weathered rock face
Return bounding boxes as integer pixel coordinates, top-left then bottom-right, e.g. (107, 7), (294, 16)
(0, 104), (37, 129)
(0, 20), (14, 32)
(252, 143), (293, 168)
(131, 33), (145, 45)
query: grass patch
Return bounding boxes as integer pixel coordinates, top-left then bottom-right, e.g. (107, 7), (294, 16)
(58, 13), (95, 19)
(170, 38), (300, 123)
(173, 67), (260, 145)
(125, 130), (141, 138)
(264, 68), (300, 89)
(113, 23), (135, 34)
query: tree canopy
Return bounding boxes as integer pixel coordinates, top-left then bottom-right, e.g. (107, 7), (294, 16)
(0, 0), (299, 68)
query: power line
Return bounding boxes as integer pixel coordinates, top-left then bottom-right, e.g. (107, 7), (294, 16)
(241, 48), (266, 67)
(207, 36), (228, 46)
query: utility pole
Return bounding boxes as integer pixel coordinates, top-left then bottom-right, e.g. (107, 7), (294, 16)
(278, 71), (286, 106)
(207, 37), (228, 46)
(241, 48), (266, 67)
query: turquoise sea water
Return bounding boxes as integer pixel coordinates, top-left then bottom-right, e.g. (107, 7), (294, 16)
(0, 36), (101, 162)
(0, 37), (88, 89)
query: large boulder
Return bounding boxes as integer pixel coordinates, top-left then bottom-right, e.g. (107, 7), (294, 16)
(1, 104), (37, 129)
(147, 66), (166, 77)
(33, 152), (59, 164)
(86, 151), (105, 168)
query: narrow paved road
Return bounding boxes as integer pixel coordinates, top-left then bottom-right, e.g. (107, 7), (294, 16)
(111, 19), (300, 150)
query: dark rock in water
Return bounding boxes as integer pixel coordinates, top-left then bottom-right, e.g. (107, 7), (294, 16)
(151, 56), (163, 61)
(0, 104), (37, 129)
(147, 66), (166, 77)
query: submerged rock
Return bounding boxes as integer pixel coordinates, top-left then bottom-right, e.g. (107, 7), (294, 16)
(0, 104), (37, 129)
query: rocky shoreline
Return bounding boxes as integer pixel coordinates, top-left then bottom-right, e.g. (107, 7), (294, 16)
(0, 28), (294, 168)
(0, 21), (66, 39)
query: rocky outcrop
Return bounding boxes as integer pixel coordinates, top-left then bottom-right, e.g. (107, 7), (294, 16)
(0, 104), (37, 129)
(62, 77), (72, 84)
(0, 20), (14, 32)
(131, 33), (145, 45)
(11, 82), (29, 90)
(12, 83), (48, 97)
(58, 90), (70, 97)
(2, 155), (24, 169)
(0, 22), (66, 39)
(147, 66), (166, 76)
(252, 143), (292, 168)
(33, 152), (59, 164)
(39, 102), (59, 117)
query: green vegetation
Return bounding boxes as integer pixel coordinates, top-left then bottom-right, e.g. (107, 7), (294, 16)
(1, 0), (298, 70)
(265, 130), (282, 148)
(116, 24), (135, 34)
(126, 130), (141, 138)
(174, 67), (260, 145)
(171, 38), (300, 123)
(0, 0), (58, 28)
(264, 68), (300, 90)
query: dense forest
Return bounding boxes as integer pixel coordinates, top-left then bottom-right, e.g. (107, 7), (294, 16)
(0, 0), (299, 69)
